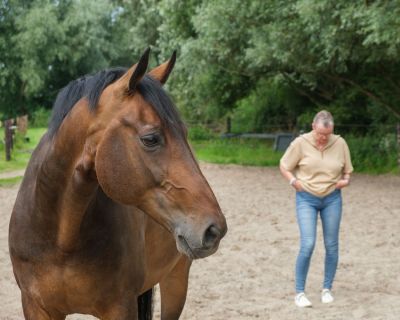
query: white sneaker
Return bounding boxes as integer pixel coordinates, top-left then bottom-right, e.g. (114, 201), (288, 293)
(321, 289), (334, 303)
(295, 292), (312, 307)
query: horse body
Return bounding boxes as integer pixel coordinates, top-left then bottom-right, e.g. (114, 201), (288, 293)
(9, 50), (226, 319)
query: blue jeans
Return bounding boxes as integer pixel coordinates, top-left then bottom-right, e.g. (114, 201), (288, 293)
(295, 189), (342, 293)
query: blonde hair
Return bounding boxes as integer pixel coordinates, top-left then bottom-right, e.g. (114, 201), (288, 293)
(313, 110), (334, 127)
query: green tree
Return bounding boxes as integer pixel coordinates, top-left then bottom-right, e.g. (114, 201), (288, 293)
(1, 0), (117, 117)
(157, 0), (400, 126)
(1, 0), (399, 131)
(109, 0), (164, 67)
(247, 0), (400, 120)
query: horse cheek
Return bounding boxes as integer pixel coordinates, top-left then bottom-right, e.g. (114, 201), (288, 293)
(95, 131), (142, 205)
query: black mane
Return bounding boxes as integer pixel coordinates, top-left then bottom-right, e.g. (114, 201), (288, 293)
(48, 68), (184, 136)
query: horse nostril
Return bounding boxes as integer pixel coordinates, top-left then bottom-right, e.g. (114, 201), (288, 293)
(202, 224), (221, 249)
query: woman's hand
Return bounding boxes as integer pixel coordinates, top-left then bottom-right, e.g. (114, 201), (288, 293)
(293, 180), (303, 192)
(336, 179), (350, 189)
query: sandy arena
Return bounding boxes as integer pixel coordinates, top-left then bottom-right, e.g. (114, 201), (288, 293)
(1, 163), (399, 319)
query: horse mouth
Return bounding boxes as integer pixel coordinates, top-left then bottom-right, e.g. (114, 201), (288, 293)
(176, 234), (218, 260)
(176, 235), (197, 259)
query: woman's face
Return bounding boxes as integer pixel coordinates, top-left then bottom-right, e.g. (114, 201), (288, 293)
(312, 122), (333, 145)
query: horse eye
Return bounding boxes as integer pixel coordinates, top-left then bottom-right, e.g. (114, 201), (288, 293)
(140, 134), (161, 149)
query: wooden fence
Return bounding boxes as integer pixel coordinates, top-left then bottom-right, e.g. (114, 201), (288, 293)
(3, 115), (28, 161)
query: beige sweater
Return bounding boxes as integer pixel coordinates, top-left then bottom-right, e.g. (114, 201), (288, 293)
(280, 132), (353, 197)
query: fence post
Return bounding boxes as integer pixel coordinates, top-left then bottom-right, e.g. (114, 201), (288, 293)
(5, 119), (14, 161)
(16, 114), (28, 136)
(226, 116), (231, 134)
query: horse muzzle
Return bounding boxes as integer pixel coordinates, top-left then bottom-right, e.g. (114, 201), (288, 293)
(174, 217), (227, 259)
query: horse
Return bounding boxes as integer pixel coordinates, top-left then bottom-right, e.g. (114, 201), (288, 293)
(9, 48), (227, 320)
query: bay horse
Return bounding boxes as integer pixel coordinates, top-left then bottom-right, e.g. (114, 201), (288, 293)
(9, 48), (227, 320)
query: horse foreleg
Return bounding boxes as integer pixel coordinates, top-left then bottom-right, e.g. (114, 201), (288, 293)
(159, 256), (191, 320)
(97, 293), (140, 320)
(21, 293), (65, 320)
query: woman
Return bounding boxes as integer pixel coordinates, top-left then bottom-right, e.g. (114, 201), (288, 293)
(280, 110), (353, 307)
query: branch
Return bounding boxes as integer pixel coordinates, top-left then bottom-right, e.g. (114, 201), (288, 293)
(282, 73), (325, 107)
(378, 63), (400, 96)
(324, 73), (400, 120)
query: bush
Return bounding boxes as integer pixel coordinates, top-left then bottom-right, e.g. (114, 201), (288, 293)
(231, 77), (311, 133)
(346, 133), (398, 173)
(31, 107), (51, 128)
(188, 126), (216, 141)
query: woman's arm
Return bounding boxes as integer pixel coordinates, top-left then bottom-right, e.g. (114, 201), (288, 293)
(336, 173), (351, 189)
(339, 139), (353, 189)
(279, 165), (303, 191)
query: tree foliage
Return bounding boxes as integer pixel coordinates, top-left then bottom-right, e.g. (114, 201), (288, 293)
(0, 0), (399, 131)
(246, 0), (400, 121)
(1, 0), (116, 116)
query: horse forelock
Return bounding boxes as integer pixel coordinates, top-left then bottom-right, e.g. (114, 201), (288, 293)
(48, 69), (185, 138)
(137, 75), (185, 137)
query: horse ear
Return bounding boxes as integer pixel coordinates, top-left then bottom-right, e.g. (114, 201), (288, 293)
(122, 48), (150, 93)
(128, 48), (150, 91)
(148, 51), (176, 85)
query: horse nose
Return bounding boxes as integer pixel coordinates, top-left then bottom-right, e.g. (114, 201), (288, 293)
(202, 224), (222, 249)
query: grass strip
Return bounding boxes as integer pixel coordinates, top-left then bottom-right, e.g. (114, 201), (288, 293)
(0, 176), (23, 188)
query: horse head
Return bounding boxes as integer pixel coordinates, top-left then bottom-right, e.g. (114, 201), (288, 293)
(86, 49), (227, 259)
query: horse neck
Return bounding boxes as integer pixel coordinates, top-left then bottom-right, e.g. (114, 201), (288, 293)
(36, 100), (99, 252)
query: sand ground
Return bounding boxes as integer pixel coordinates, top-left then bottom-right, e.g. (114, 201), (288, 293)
(1, 163), (400, 319)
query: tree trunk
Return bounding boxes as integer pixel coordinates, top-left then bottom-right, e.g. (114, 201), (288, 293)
(5, 119), (14, 161)
(397, 123), (400, 170)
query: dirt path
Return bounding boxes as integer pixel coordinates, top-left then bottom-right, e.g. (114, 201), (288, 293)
(1, 163), (399, 319)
